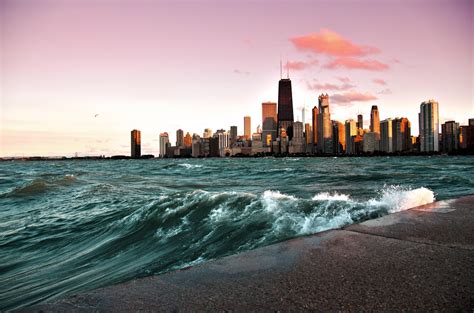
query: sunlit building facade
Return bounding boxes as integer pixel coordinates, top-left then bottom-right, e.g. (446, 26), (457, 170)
(312, 106), (318, 148)
(419, 100), (439, 152)
(317, 94), (332, 153)
(380, 118), (393, 153)
(131, 129), (141, 158)
(159, 132), (169, 158)
(244, 116), (251, 140)
(392, 117), (411, 152)
(262, 102), (277, 146)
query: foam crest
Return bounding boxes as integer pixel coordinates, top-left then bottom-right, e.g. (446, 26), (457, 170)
(312, 192), (350, 201)
(178, 163), (203, 169)
(369, 186), (435, 213)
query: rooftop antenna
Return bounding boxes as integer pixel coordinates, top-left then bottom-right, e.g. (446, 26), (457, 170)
(287, 59), (289, 78)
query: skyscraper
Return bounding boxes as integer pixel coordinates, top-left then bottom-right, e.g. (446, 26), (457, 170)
(230, 126), (237, 146)
(392, 117), (411, 152)
(203, 128), (212, 139)
(131, 129), (141, 158)
(305, 123), (312, 145)
(363, 132), (377, 153)
(380, 118), (393, 153)
(176, 129), (184, 147)
(441, 121), (459, 152)
(317, 94), (332, 153)
(244, 116), (251, 140)
(277, 77), (294, 140)
(419, 100), (440, 152)
(159, 132), (169, 158)
(345, 119), (357, 155)
(357, 114), (363, 130)
(332, 121), (345, 154)
(370, 105), (381, 135)
(312, 106), (318, 148)
(184, 132), (192, 147)
(262, 102), (277, 146)
(289, 121), (304, 153)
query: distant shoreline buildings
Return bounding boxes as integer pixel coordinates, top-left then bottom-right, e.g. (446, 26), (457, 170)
(128, 69), (473, 158)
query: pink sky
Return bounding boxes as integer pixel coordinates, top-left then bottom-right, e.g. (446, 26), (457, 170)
(1, 0), (473, 156)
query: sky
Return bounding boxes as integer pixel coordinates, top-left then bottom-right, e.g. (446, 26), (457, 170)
(1, 0), (473, 157)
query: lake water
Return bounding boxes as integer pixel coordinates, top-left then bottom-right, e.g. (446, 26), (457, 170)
(1, 156), (473, 310)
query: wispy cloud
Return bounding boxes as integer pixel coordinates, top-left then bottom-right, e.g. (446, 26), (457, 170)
(284, 59), (319, 71)
(325, 57), (389, 71)
(373, 78), (387, 85)
(290, 29), (380, 57)
(331, 91), (378, 105)
(336, 77), (352, 83)
(307, 81), (355, 91)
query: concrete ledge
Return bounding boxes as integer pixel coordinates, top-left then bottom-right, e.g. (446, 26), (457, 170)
(18, 196), (474, 312)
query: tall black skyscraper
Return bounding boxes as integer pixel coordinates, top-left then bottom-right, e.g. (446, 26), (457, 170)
(277, 76), (294, 140)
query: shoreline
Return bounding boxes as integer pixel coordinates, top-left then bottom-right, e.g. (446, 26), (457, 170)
(16, 195), (474, 312)
(2, 152), (474, 162)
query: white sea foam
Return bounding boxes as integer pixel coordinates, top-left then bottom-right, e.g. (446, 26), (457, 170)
(261, 190), (297, 213)
(368, 186), (435, 213)
(178, 163), (203, 169)
(312, 192), (350, 201)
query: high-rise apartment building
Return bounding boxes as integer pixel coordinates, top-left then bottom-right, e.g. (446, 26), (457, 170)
(357, 114), (363, 130)
(345, 119), (357, 155)
(176, 129), (184, 147)
(312, 106), (318, 147)
(184, 132), (192, 147)
(380, 118), (393, 153)
(332, 121), (345, 154)
(363, 132), (377, 153)
(289, 121), (304, 153)
(203, 128), (213, 139)
(159, 132), (169, 158)
(441, 121), (459, 152)
(277, 77), (294, 140)
(305, 123), (312, 145)
(317, 94), (332, 153)
(419, 100), (439, 152)
(370, 105), (380, 135)
(230, 126), (238, 146)
(392, 117), (411, 152)
(244, 116), (251, 140)
(262, 102), (277, 146)
(191, 135), (201, 157)
(131, 129), (141, 158)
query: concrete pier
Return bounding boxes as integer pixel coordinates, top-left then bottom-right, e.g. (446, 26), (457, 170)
(19, 196), (474, 312)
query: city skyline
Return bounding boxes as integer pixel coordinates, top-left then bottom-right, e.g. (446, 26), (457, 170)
(1, 0), (473, 157)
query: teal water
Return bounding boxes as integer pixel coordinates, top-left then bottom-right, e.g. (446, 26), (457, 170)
(1, 156), (473, 310)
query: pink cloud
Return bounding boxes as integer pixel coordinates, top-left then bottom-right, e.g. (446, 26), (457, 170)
(284, 59), (319, 71)
(336, 77), (351, 83)
(373, 78), (387, 85)
(307, 81), (355, 91)
(325, 57), (389, 71)
(331, 91), (378, 104)
(290, 29), (380, 57)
